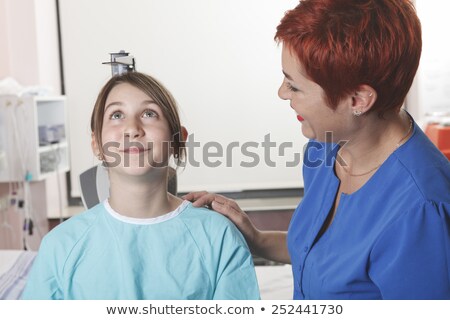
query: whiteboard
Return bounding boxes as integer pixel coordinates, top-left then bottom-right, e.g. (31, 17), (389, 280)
(59, 0), (306, 196)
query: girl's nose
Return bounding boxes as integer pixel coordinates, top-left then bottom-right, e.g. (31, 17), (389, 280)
(124, 119), (144, 138)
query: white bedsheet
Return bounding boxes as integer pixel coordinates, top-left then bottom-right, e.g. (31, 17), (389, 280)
(255, 264), (293, 300)
(0, 250), (36, 300)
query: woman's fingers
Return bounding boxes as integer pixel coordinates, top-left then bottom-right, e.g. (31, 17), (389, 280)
(210, 198), (258, 247)
(211, 197), (241, 216)
(184, 191), (258, 249)
(183, 191), (220, 208)
(183, 192), (243, 217)
(182, 191), (208, 203)
(211, 198), (239, 216)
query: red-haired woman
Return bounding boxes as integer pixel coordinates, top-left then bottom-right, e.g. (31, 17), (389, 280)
(185, 0), (450, 299)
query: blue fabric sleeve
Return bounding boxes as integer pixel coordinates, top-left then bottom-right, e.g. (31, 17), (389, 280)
(21, 237), (63, 300)
(369, 201), (450, 299)
(212, 224), (260, 300)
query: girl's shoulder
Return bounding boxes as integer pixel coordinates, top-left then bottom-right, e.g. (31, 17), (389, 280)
(42, 203), (105, 250)
(179, 202), (248, 245)
(180, 202), (236, 226)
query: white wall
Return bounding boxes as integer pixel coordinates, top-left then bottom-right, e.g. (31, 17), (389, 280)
(0, 0), (61, 93)
(0, 0), (11, 76)
(34, 0), (61, 94)
(414, 0), (450, 121)
(60, 0), (306, 196)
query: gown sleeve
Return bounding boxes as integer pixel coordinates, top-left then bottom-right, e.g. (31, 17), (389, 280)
(21, 236), (63, 300)
(212, 223), (261, 300)
(369, 201), (450, 299)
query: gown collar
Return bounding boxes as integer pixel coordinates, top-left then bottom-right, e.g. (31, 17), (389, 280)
(103, 199), (190, 225)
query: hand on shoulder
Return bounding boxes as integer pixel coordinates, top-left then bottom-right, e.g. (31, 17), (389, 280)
(183, 191), (259, 249)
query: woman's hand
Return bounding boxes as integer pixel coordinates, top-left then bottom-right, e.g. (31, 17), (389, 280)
(183, 191), (291, 264)
(182, 191), (260, 251)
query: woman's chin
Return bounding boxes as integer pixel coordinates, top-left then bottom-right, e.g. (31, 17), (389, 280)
(300, 124), (316, 141)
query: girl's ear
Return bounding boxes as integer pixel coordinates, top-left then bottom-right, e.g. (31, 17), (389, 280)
(171, 126), (188, 160)
(91, 133), (100, 158)
(351, 84), (377, 115)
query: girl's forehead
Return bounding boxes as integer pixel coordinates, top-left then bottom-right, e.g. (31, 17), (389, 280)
(104, 84), (161, 112)
(107, 83), (152, 101)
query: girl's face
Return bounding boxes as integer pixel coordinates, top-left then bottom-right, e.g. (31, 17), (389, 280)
(93, 82), (172, 176)
(278, 45), (354, 143)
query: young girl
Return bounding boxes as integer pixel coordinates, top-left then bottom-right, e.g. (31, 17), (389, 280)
(22, 72), (260, 299)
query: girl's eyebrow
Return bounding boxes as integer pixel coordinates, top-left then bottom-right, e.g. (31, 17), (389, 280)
(105, 100), (157, 112)
(105, 101), (124, 112)
(141, 100), (158, 107)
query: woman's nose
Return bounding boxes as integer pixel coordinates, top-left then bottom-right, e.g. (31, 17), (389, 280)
(278, 81), (289, 101)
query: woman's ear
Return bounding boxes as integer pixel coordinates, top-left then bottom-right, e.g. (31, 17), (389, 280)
(351, 85), (377, 115)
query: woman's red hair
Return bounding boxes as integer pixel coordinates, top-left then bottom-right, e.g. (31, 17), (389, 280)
(275, 0), (422, 115)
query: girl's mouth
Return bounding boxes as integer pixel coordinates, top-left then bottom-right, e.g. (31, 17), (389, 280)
(123, 147), (147, 154)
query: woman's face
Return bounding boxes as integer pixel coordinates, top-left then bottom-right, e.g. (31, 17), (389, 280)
(278, 45), (352, 142)
(93, 82), (172, 176)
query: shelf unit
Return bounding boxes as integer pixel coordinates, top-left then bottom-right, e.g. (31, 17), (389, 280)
(0, 95), (70, 182)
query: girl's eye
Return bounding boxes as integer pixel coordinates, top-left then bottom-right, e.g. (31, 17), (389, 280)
(286, 82), (299, 92)
(110, 111), (124, 120)
(142, 110), (157, 118)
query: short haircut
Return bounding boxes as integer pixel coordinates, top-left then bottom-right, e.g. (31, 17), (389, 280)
(275, 0), (422, 116)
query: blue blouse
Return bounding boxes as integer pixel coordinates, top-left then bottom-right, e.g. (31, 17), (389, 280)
(288, 121), (450, 299)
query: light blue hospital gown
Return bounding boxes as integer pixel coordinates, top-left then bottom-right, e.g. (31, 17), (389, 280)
(22, 200), (260, 299)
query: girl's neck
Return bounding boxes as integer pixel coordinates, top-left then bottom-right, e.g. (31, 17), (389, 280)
(107, 169), (182, 219)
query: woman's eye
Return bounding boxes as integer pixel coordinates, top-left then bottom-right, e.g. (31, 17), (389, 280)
(286, 82), (299, 92)
(110, 111), (124, 120)
(142, 110), (157, 118)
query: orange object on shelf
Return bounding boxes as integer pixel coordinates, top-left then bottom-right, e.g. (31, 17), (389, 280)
(425, 124), (450, 160)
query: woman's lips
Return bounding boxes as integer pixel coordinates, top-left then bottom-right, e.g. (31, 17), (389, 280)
(290, 105), (304, 122)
